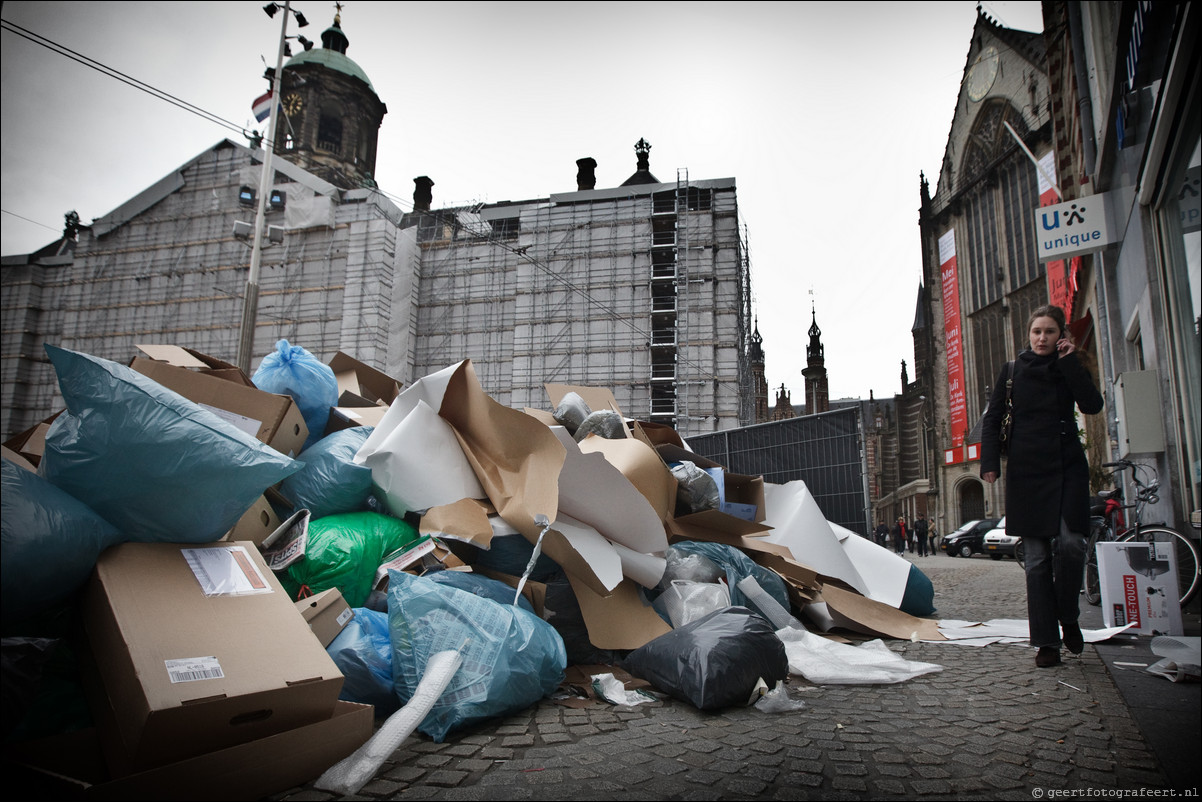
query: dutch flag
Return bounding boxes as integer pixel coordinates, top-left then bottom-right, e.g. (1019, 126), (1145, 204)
(252, 90), (275, 123)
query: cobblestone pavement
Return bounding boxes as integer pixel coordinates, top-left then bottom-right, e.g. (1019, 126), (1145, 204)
(277, 554), (1189, 801)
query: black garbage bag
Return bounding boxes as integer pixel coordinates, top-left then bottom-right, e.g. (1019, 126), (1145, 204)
(622, 606), (788, 710)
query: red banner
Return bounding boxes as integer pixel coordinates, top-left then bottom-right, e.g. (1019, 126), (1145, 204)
(939, 230), (966, 447)
(1038, 152), (1075, 318)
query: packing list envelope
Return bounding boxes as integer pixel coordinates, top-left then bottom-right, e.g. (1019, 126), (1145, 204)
(355, 362), (485, 514)
(761, 481), (869, 597)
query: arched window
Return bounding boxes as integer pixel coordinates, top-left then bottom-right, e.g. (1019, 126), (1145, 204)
(317, 107), (342, 155)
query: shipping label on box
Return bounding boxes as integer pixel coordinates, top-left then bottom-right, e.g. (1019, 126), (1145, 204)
(1096, 541), (1184, 635)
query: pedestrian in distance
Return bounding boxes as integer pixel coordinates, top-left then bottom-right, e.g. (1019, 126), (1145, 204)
(980, 304), (1103, 668)
(914, 513), (929, 557)
(891, 516), (907, 555)
(874, 520), (890, 548)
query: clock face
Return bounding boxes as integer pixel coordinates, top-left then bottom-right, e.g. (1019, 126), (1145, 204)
(966, 46), (999, 102)
(283, 93), (304, 115)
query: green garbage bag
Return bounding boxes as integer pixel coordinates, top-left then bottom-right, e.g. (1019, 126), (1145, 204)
(280, 512), (418, 606)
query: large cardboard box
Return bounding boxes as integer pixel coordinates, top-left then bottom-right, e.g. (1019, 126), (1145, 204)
(328, 351), (402, 408)
(81, 542), (344, 774)
(130, 347), (307, 457)
(5, 701), (372, 800)
(1096, 540), (1184, 635)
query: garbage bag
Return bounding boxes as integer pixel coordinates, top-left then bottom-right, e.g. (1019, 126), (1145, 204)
(551, 391), (590, 435)
(252, 339), (338, 450)
(39, 345), (300, 544)
(670, 461), (720, 514)
(280, 512), (419, 607)
(2, 459), (124, 627)
(387, 571), (566, 742)
(573, 410), (625, 442)
(423, 570), (536, 615)
(622, 606), (788, 710)
(326, 607), (398, 716)
(668, 541), (791, 614)
(279, 427), (376, 519)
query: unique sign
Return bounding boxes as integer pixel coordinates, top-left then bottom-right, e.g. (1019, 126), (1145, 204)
(1036, 191), (1118, 262)
(939, 230), (967, 447)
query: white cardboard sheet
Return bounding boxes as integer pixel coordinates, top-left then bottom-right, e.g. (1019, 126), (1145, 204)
(761, 481), (869, 596)
(831, 522), (911, 608)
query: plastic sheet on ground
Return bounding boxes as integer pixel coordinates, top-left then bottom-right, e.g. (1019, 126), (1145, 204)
(1146, 635), (1200, 683)
(777, 627), (943, 685)
(931, 619), (1134, 646)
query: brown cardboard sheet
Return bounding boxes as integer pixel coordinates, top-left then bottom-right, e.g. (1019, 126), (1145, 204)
(819, 584), (945, 641)
(566, 573), (671, 651)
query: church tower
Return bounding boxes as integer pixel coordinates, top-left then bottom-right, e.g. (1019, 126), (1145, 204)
(271, 6), (387, 188)
(802, 305), (830, 415)
(749, 320), (769, 422)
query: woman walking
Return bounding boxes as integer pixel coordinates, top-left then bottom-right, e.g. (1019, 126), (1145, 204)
(981, 305), (1103, 668)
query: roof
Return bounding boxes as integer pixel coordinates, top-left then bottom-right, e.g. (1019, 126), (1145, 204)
(285, 48), (375, 92)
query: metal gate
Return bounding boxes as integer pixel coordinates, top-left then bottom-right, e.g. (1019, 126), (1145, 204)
(686, 407), (869, 536)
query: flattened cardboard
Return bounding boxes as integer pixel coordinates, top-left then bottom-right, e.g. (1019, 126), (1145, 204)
(129, 357), (307, 457)
(6, 701), (372, 800)
(1, 444), (37, 472)
(133, 344), (253, 387)
(819, 584), (944, 641)
(82, 541), (344, 773)
(2, 411), (61, 467)
(577, 435), (677, 524)
(419, 498), (495, 548)
(566, 573), (672, 650)
(759, 481), (870, 597)
(294, 589), (354, 647)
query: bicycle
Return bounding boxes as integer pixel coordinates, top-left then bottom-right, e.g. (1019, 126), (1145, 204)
(1082, 459), (1201, 607)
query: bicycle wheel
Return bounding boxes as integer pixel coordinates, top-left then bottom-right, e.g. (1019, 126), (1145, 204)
(1083, 517), (1106, 606)
(1119, 527), (1202, 606)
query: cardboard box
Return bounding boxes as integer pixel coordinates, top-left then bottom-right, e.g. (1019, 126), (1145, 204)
(2, 411), (62, 467)
(133, 344), (254, 387)
(223, 495), (281, 547)
(130, 349), (307, 457)
(325, 403), (390, 435)
(655, 444), (769, 537)
(81, 542), (344, 774)
(294, 589), (354, 647)
(328, 351), (402, 408)
(5, 701), (372, 800)
(1097, 540), (1184, 635)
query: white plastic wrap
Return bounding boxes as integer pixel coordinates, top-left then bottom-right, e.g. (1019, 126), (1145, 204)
(777, 627), (943, 685)
(662, 580), (730, 628)
(315, 649), (463, 796)
(736, 575), (803, 630)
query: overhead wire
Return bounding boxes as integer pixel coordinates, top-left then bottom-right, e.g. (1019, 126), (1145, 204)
(3, 16), (747, 399)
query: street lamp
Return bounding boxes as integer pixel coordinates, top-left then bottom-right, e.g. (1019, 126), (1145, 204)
(236, 2), (306, 374)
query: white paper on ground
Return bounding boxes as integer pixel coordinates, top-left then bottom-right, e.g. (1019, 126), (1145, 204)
(761, 482), (869, 596)
(933, 619), (1134, 643)
(777, 627), (943, 685)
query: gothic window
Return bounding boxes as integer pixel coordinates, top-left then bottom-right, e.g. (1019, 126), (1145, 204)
(317, 107), (343, 155)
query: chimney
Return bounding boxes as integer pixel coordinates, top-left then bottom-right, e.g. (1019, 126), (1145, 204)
(413, 176), (434, 211)
(576, 157), (597, 191)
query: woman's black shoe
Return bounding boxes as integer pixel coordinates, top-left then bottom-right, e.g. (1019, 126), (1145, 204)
(1036, 647), (1062, 667)
(1062, 624), (1084, 655)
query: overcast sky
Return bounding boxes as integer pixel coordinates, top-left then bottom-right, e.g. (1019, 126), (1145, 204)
(1, 0), (1046, 402)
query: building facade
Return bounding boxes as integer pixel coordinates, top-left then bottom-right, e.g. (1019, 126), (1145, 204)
(1, 14), (756, 441)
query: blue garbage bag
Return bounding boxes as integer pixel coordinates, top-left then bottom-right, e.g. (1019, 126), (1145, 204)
(326, 607), (398, 716)
(424, 570), (536, 615)
(279, 427), (375, 519)
(39, 345), (300, 544)
(2, 459), (123, 626)
(387, 571), (566, 742)
(667, 541), (791, 614)
(252, 339), (338, 450)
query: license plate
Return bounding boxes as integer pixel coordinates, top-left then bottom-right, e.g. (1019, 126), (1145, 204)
(987, 545), (997, 550)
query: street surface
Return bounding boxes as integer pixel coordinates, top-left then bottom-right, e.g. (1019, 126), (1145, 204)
(276, 552), (1195, 801)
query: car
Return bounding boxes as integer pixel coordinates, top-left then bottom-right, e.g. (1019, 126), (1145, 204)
(982, 517), (1024, 561)
(940, 518), (1002, 558)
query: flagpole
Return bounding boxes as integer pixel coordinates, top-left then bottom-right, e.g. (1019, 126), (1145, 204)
(237, 1), (290, 374)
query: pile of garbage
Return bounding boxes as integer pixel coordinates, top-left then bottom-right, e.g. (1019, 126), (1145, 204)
(1, 341), (942, 798)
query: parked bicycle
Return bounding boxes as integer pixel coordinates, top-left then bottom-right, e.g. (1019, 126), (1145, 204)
(1082, 459), (1200, 607)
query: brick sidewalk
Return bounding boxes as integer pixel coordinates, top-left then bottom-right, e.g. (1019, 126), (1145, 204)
(277, 555), (1181, 800)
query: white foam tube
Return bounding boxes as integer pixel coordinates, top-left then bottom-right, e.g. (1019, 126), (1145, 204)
(737, 575), (804, 630)
(315, 649), (463, 796)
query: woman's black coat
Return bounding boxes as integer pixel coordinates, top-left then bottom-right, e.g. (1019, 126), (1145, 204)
(980, 350), (1103, 538)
